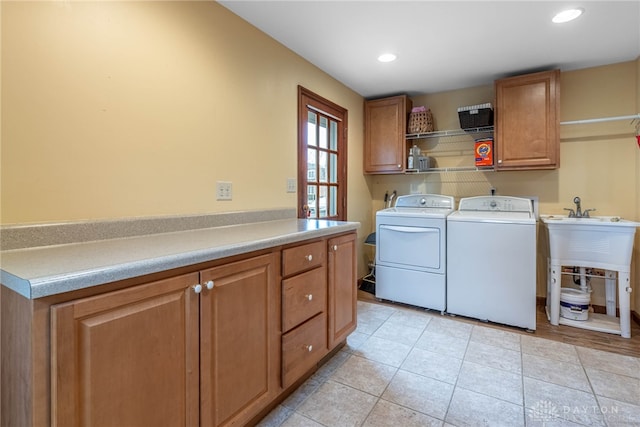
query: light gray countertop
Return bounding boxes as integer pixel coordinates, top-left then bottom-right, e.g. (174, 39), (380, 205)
(0, 219), (359, 299)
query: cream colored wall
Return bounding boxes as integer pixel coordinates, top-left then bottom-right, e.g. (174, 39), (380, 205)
(1, 1), (373, 275)
(371, 60), (640, 313)
(0, 1), (369, 222)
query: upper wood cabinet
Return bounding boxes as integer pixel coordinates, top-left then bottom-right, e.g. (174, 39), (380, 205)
(495, 69), (560, 170)
(364, 95), (412, 174)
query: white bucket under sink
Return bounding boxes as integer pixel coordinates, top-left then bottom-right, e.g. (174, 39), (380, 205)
(560, 288), (590, 321)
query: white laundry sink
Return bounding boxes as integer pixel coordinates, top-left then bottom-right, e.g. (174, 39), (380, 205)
(541, 215), (639, 270)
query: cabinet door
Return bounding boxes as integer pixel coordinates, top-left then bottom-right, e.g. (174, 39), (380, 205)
(364, 95), (411, 174)
(51, 273), (200, 427)
(327, 233), (357, 348)
(495, 69), (560, 170)
(199, 253), (279, 427)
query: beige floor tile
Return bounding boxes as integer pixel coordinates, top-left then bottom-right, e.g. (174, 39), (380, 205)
(357, 301), (396, 320)
(446, 387), (525, 427)
(296, 380), (377, 427)
(256, 405), (293, 427)
(354, 335), (413, 367)
(414, 329), (469, 359)
(524, 377), (606, 426)
(586, 368), (640, 406)
(281, 412), (324, 427)
(577, 346), (640, 378)
(373, 319), (425, 346)
(523, 353), (591, 392)
(426, 315), (473, 340)
(521, 335), (580, 364)
(596, 396), (640, 426)
(362, 399), (443, 427)
(385, 307), (433, 329)
(456, 360), (523, 405)
(355, 314), (387, 335)
(331, 355), (397, 396)
(281, 375), (324, 410)
(345, 330), (370, 352)
(401, 347), (463, 384)
(381, 369), (454, 420)
(314, 350), (350, 380)
(470, 324), (522, 351)
(464, 340), (522, 374)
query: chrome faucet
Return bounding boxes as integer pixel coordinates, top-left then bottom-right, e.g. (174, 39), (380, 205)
(564, 196), (596, 218)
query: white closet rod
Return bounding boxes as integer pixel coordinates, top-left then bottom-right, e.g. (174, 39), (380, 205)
(560, 113), (640, 126)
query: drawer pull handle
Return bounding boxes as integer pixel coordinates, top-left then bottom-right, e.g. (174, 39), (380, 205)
(305, 294), (313, 301)
(192, 284), (203, 294)
(205, 280), (214, 290)
(305, 254), (313, 262)
(306, 345), (313, 352)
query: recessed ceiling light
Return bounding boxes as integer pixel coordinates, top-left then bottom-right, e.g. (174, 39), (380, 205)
(377, 53), (397, 63)
(552, 8), (583, 24)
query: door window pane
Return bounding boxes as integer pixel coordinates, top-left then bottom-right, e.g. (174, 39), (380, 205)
(307, 112), (317, 147)
(319, 151), (328, 183)
(319, 186), (328, 218)
(319, 116), (328, 149)
(329, 186), (337, 216)
(330, 153), (337, 183)
(307, 185), (317, 218)
(307, 148), (317, 182)
(330, 120), (338, 150)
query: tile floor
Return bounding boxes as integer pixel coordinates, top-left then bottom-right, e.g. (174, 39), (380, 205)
(259, 301), (640, 427)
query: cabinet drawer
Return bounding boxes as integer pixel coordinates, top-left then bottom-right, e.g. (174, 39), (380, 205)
(282, 312), (327, 388)
(282, 241), (325, 277)
(282, 266), (326, 332)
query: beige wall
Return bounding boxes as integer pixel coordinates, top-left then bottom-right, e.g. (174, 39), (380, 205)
(371, 60), (640, 313)
(1, 1), (373, 274)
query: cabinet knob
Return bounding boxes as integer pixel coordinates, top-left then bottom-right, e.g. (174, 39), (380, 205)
(305, 254), (313, 262)
(332, 245), (338, 251)
(192, 284), (203, 294)
(205, 280), (214, 290)
(306, 345), (313, 352)
(498, 159), (503, 164)
(305, 294), (313, 301)
(397, 164), (402, 168)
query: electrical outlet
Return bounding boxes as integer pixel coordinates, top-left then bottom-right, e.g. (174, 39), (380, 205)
(216, 181), (232, 201)
(286, 178), (297, 193)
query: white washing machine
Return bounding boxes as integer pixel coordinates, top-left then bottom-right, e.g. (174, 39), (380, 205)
(446, 196), (537, 330)
(376, 194), (454, 312)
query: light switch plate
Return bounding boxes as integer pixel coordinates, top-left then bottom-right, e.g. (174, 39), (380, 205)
(286, 178), (297, 193)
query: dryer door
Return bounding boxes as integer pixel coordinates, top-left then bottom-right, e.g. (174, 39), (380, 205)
(377, 224), (441, 271)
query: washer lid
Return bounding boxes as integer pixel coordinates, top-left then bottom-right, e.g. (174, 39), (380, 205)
(447, 210), (535, 224)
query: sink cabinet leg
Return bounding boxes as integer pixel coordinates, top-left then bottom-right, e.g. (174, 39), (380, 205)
(549, 263), (561, 325)
(605, 270), (616, 316)
(619, 271), (631, 338)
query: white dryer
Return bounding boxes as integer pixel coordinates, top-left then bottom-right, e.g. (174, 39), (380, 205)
(446, 196), (537, 330)
(376, 194), (454, 312)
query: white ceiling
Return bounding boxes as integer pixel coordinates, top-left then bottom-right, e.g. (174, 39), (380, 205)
(219, 1), (640, 99)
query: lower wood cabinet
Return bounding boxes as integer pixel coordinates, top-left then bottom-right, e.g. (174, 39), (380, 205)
(3, 232), (357, 427)
(51, 273), (201, 427)
(199, 253), (280, 427)
(328, 233), (358, 348)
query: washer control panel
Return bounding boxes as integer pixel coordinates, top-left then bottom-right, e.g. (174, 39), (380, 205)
(458, 196), (533, 213)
